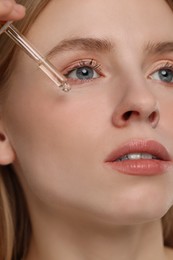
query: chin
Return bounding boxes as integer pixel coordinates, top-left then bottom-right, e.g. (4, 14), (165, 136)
(92, 186), (173, 226)
(94, 204), (171, 227)
(117, 202), (171, 225)
(114, 198), (172, 226)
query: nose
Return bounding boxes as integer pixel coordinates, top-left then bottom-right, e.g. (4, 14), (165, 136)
(112, 78), (160, 129)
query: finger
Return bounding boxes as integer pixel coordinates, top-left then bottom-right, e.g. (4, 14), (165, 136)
(0, 1), (25, 21)
(0, 0), (13, 17)
(8, 4), (26, 20)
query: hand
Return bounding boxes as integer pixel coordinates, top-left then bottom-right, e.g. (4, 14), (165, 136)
(0, 0), (25, 21)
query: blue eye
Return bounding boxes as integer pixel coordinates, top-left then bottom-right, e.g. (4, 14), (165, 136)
(66, 66), (100, 80)
(150, 68), (173, 83)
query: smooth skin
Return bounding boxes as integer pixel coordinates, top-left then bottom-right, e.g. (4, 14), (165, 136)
(1, 0), (173, 259)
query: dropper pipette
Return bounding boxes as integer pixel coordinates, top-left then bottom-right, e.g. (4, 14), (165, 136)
(0, 21), (71, 92)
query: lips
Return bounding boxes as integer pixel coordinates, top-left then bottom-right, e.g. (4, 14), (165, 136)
(105, 139), (172, 176)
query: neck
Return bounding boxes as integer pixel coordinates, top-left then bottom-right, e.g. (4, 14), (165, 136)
(26, 209), (166, 260)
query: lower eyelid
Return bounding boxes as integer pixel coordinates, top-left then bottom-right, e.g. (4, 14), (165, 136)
(64, 76), (107, 87)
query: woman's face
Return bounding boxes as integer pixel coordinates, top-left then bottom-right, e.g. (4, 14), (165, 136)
(2, 0), (173, 225)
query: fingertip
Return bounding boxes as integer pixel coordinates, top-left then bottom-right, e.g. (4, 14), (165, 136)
(0, 0), (13, 16)
(12, 4), (26, 19)
(0, 2), (26, 21)
(15, 4), (26, 16)
(3, 0), (13, 9)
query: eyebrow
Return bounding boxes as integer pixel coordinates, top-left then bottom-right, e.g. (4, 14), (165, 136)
(46, 38), (114, 59)
(144, 41), (173, 56)
(46, 37), (173, 59)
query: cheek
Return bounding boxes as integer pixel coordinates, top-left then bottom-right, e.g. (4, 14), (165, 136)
(3, 87), (120, 219)
(3, 82), (173, 224)
(159, 92), (173, 134)
(4, 77), (114, 163)
(3, 83), (111, 192)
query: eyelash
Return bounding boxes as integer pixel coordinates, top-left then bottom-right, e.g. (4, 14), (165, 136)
(149, 61), (173, 83)
(63, 59), (103, 84)
(154, 61), (173, 71)
(62, 59), (173, 87)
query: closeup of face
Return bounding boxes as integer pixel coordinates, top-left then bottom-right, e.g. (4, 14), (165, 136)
(2, 0), (173, 226)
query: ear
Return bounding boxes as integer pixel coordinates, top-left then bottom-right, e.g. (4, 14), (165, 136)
(0, 124), (15, 165)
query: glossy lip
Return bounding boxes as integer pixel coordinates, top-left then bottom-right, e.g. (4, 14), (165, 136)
(105, 139), (173, 176)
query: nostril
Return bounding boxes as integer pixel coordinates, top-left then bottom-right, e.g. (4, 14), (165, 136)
(122, 111), (132, 121)
(122, 111), (139, 121)
(148, 111), (157, 123)
(148, 110), (160, 128)
(0, 134), (5, 141)
(113, 104), (160, 128)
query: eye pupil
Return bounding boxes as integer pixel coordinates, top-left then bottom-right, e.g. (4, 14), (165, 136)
(159, 69), (173, 82)
(76, 66), (94, 79)
(81, 68), (88, 75)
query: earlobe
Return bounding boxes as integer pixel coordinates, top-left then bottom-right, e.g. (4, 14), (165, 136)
(0, 131), (15, 165)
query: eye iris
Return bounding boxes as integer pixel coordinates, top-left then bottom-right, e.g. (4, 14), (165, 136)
(159, 69), (173, 82)
(76, 66), (94, 79)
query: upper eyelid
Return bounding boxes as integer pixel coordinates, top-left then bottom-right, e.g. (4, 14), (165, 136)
(63, 59), (102, 74)
(148, 61), (173, 74)
(61, 56), (173, 77)
(143, 60), (173, 75)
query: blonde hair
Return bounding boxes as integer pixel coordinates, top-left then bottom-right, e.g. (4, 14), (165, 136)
(0, 1), (50, 259)
(0, 0), (173, 259)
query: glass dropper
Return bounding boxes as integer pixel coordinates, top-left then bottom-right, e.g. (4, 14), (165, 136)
(0, 21), (71, 92)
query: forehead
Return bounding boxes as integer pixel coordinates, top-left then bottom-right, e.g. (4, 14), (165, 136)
(26, 0), (173, 54)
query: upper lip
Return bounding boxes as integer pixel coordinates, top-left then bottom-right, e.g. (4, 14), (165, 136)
(105, 139), (171, 162)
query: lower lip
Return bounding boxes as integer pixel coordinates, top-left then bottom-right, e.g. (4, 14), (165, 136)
(106, 159), (173, 176)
